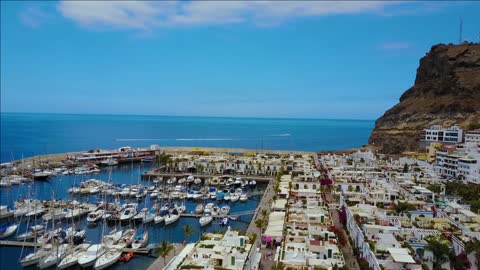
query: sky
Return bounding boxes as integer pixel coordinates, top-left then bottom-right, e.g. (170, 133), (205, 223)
(1, 1), (479, 120)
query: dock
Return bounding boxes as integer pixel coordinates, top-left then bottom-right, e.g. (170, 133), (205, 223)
(0, 240), (42, 247)
(180, 210), (256, 219)
(141, 172), (273, 182)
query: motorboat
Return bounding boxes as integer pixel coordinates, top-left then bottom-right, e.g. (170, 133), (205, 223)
(133, 208), (148, 222)
(195, 203), (204, 214)
(240, 192), (249, 202)
(186, 175), (194, 183)
(154, 210), (168, 224)
(57, 243), (91, 269)
(199, 210), (213, 227)
(87, 209), (105, 223)
(100, 158), (118, 166)
(78, 244), (105, 268)
(226, 178), (234, 186)
(0, 223), (18, 239)
(143, 208), (156, 223)
(120, 207), (137, 221)
(220, 205), (230, 215)
(234, 177), (242, 186)
(210, 177), (219, 186)
(94, 244), (123, 270)
(177, 178), (186, 184)
(38, 244), (69, 269)
(17, 225), (45, 241)
(42, 208), (68, 222)
(241, 179), (249, 187)
(131, 231), (148, 249)
(194, 178), (202, 185)
(249, 180), (257, 187)
(230, 193), (239, 202)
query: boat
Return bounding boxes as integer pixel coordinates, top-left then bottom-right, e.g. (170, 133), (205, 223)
(25, 207), (45, 218)
(154, 210), (168, 224)
(222, 217), (229, 226)
(194, 178), (202, 185)
(230, 193), (239, 202)
(38, 243), (69, 269)
(20, 248), (51, 267)
(0, 205), (13, 219)
(220, 205), (230, 215)
(141, 156), (154, 163)
(131, 231), (148, 249)
(164, 209), (180, 225)
(177, 178), (186, 184)
(241, 179), (249, 187)
(94, 244), (123, 270)
(133, 208), (148, 222)
(234, 177), (242, 186)
(226, 178), (234, 186)
(100, 158), (118, 166)
(118, 229), (136, 247)
(167, 178), (177, 185)
(249, 180), (257, 187)
(223, 190), (231, 201)
(37, 228), (62, 245)
(42, 208), (68, 222)
(120, 206), (137, 221)
(240, 192), (249, 202)
(210, 177), (219, 186)
(199, 210), (213, 227)
(195, 203), (204, 214)
(32, 170), (52, 181)
(87, 209), (105, 223)
(0, 223), (18, 239)
(78, 244), (105, 267)
(64, 208), (88, 219)
(17, 224), (45, 241)
(143, 208), (156, 223)
(103, 229), (123, 247)
(58, 243), (91, 269)
(186, 175), (194, 183)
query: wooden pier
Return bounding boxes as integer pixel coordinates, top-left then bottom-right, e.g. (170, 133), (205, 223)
(141, 172), (273, 182)
(0, 240), (42, 247)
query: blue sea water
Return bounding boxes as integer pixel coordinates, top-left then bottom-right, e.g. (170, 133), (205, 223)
(0, 112), (374, 163)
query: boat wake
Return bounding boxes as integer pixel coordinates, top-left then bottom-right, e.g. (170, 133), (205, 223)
(267, 133), (291, 137)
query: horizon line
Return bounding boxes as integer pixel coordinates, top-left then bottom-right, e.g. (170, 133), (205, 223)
(0, 111), (376, 122)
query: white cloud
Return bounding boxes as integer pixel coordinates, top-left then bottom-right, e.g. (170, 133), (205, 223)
(378, 41), (413, 50)
(57, 1), (400, 30)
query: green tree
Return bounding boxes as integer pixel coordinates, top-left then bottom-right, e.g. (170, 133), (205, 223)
(271, 262), (286, 270)
(155, 240), (175, 265)
(426, 238), (450, 270)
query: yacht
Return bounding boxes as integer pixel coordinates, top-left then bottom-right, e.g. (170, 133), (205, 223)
(78, 244), (105, 268)
(131, 231), (148, 249)
(164, 209), (180, 225)
(220, 205), (230, 215)
(17, 225), (45, 241)
(38, 244), (69, 269)
(120, 206), (137, 221)
(0, 223), (18, 239)
(0, 205), (14, 219)
(94, 244), (123, 270)
(240, 192), (249, 202)
(100, 158), (118, 166)
(87, 209), (105, 223)
(58, 243), (91, 269)
(20, 248), (51, 267)
(199, 210), (213, 227)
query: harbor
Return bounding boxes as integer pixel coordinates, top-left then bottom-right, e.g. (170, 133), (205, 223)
(0, 147), (279, 270)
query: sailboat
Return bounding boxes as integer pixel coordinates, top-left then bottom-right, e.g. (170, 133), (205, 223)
(0, 223), (18, 239)
(199, 209), (213, 227)
(78, 244), (105, 267)
(58, 243), (91, 269)
(37, 243), (69, 269)
(131, 231), (149, 249)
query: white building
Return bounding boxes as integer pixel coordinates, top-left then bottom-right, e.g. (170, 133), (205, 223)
(424, 125), (464, 143)
(465, 129), (480, 145)
(435, 144), (480, 184)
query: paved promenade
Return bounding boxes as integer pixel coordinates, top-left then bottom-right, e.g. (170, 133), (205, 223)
(146, 243), (184, 270)
(246, 177), (275, 270)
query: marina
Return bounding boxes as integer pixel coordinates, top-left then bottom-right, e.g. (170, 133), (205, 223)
(0, 153), (270, 270)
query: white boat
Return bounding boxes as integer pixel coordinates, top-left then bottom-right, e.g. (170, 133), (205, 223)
(230, 194), (239, 202)
(118, 229), (136, 247)
(143, 208), (156, 223)
(0, 223), (18, 239)
(20, 248), (51, 267)
(240, 192), (249, 202)
(249, 180), (257, 187)
(37, 228), (62, 245)
(103, 229), (122, 247)
(89, 186), (101, 194)
(167, 177), (177, 185)
(131, 231), (148, 249)
(25, 207), (45, 218)
(195, 203), (204, 214)
(134, 207), (148, 221)
(223, 191), (231, 201)
(17, 225), (45, 241)
(220, 205), (230, 215)
(42, 208), (68, 221)
(226, 178), (234, 186)
(199, 211), (213, 227)
(100, 158), (118, 166)
(241, 179), (249, 187)
(87, 209), (105, 223)
(164, 211), (180, 225)
(177, 178), (186, 184)
(0, 205), (13, 219)
(78, 244), (105, 267)
(210, 177), (219, 186)
(38, 244), (69, 269)
(94, 244), (123, 270)
(64, 208), (87, 219)
(119, 207), (137, 221)
(194, 178), (202, 185)
(58, 243), (91, 269)
(234, 177), (242, 186)
(154, 210), (168, 224)
(186, 175), (194, 183)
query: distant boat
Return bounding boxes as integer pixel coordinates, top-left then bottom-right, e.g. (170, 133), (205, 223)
(199, 210), (213, 227)
(131, 231), (148, 249)
(0, 223), (18, 239)
(249, 180), (257, 187)
(100, 158), (118, 166)
(141, 156), (154, 163)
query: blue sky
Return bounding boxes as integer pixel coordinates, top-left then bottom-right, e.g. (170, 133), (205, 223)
(1, 1), (479, 120)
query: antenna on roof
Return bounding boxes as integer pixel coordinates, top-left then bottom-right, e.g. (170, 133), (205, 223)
(459, 17), (463, 44)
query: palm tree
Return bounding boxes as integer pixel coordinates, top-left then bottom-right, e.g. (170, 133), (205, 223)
(260, 209), (269, 218)
(182, 225), (196, 241)
(155, 240), (175, 265)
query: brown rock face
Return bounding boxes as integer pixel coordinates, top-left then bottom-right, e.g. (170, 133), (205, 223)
(369, 43), (480, 154)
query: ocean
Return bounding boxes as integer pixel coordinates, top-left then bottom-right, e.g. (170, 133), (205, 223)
(0, 113), (374, 163)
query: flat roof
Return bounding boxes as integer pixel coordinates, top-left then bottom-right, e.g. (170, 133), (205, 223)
(388, 248), (416, 263)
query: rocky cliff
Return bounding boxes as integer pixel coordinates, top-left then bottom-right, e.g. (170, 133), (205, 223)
(369, 43), (480, 154)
